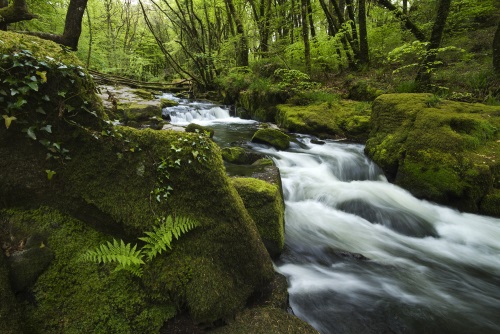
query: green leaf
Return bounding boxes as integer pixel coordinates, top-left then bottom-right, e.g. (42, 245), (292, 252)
(42, 95), (50, 101)
(27, 82), (39, 91)
(40, 125), (52, 133)
(2, 115), (17, 129)
(36, 107), (46, 114)
(36, 71), (47, 83)
(45, 170), (56, 180)
(10, 88), (19, 96)
(192, 151), (199, 159)
(26, 127), (36, 140)
(57, 91), (66, 97)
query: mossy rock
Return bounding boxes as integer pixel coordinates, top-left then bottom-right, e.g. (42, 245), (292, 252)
(222, 146), (265, 165)
(276, 100), (371, 141)
(366, 94), (500, 216)
(251, 128), (290, 150)
(237, 90), (286, 122)
(132, 89), (154, 100)
(0, 31), (105, 130)
(0, 33), (278, 330)
(185, 123), (215, 138)
(122, 103), (162, 122)
(160, 98), (179, 108)
(232, 177), (285, 258)
(213, 307), (319, 334)
(348, 80), (384, 101)
(0, 253), (22, 334)
(0, 207), (175, 333)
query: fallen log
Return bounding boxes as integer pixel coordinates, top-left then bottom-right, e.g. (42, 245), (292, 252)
(88, 69), (192, 92)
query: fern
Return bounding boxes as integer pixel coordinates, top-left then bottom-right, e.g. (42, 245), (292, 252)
(82, 216), (199, 277)
(139, 216), (199, 261)
(82, 239), (145, 267)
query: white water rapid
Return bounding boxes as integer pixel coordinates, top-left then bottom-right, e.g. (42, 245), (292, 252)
(253, 136), (500, 334)
(163, 96), (500, 334)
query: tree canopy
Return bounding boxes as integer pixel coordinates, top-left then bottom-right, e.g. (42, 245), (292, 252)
(1, 0), (498, 100)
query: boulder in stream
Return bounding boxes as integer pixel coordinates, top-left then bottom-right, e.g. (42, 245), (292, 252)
(366, 93), (500, 217)
(0, 31), (294, 333)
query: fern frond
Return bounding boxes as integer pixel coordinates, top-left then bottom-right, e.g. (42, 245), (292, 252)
(139, 215), (200, 261)
(82, 238), (145, 268)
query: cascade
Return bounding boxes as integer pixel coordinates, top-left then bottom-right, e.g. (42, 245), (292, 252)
(167, 96), (500, 334)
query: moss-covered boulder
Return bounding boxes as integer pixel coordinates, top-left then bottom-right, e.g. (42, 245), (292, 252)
(0, 31), (278, 331)
(252, 128), (290, 150)
(222, 146), (265, 165)
(348, 80), (384, 101)
(121, 102), (162, 123)
(232, 178), (285, 258)
(237, 89), (287, 122)
(132, 88), (154, 100)
(160, 98), (179, 108)
(185, 123), (215, 138)
(366, 94), (500, 216)
(276, 100), (371, 141)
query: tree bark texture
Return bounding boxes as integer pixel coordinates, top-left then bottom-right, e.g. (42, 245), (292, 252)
(300, 0), (311, 73)
(358, 0), (369, 65)
(0, 0), (36, 25)
(494, 20), (500, 75)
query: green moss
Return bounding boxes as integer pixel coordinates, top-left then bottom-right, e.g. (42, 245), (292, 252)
(185, 123), (215, 138)
(366, 93), (500, 216)
(122, 103), (161, 122)
(213, 307), (319, 334)
(0, 207), (174, 333)
(132, 89), (154, 100)
(0, 253), (22, 333)
(481, 189), (500, 216)
(222, 146), (248, 163)
(160, 98), (179, 108)
(251, 128), (290, 150)
(276, 100), (371, 141)
(1, 34), (276, 328)
(231, 177), (285, 258)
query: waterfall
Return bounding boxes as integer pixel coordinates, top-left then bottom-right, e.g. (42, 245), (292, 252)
(253, 136), (500, 334)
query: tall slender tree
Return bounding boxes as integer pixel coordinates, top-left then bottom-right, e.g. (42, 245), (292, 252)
(415, 0), (452, 89)
(494, 19), (500, 75)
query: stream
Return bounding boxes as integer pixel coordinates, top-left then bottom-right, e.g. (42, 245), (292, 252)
(162, 94), (500, 334)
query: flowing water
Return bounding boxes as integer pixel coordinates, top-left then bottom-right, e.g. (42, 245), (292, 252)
(164, 95), (500, 334)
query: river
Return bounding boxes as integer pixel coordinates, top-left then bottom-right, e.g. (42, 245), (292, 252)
(163, 94), (500, 334)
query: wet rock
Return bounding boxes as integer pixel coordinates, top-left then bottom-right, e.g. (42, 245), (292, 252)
(222, 147), (265, 165)
(185, 123), (215, 138)
(251, 128), (290, 150)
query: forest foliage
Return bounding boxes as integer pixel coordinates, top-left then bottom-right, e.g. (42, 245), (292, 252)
(1, 0), (499, 103)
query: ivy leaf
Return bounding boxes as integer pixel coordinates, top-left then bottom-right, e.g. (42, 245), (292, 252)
(42, 95), (50, 101)
(27, 82), (39, 91)
(10, 88), (19, 96)
(0, 89), (7, 96)
(2, 115), (17, 129)
(36, 107), (46, 114)
(45, 170), (56, 180)
(29, 75), (37, 82)
(26, 126), (37, 140)
(58, 91), (66, 97)
(192, 151), (199, 159)
(40, 125), (52, 133)
(36, 71), (47, 83)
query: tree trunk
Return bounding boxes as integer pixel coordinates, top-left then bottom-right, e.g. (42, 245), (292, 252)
(306, 0), (316, 39)
(0, 0), (36, 25)
(85, 7), (92, 68)
(403, 0), (408, 14)
(494, 20), (500, 75)
(0, 0), (8, 30)
(17, 0), (88, 50)
(225, 0), (248, 67)
(415, 0), (452, 89)
(358, 0), (369, 65)
(300, 0), (311, 73)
